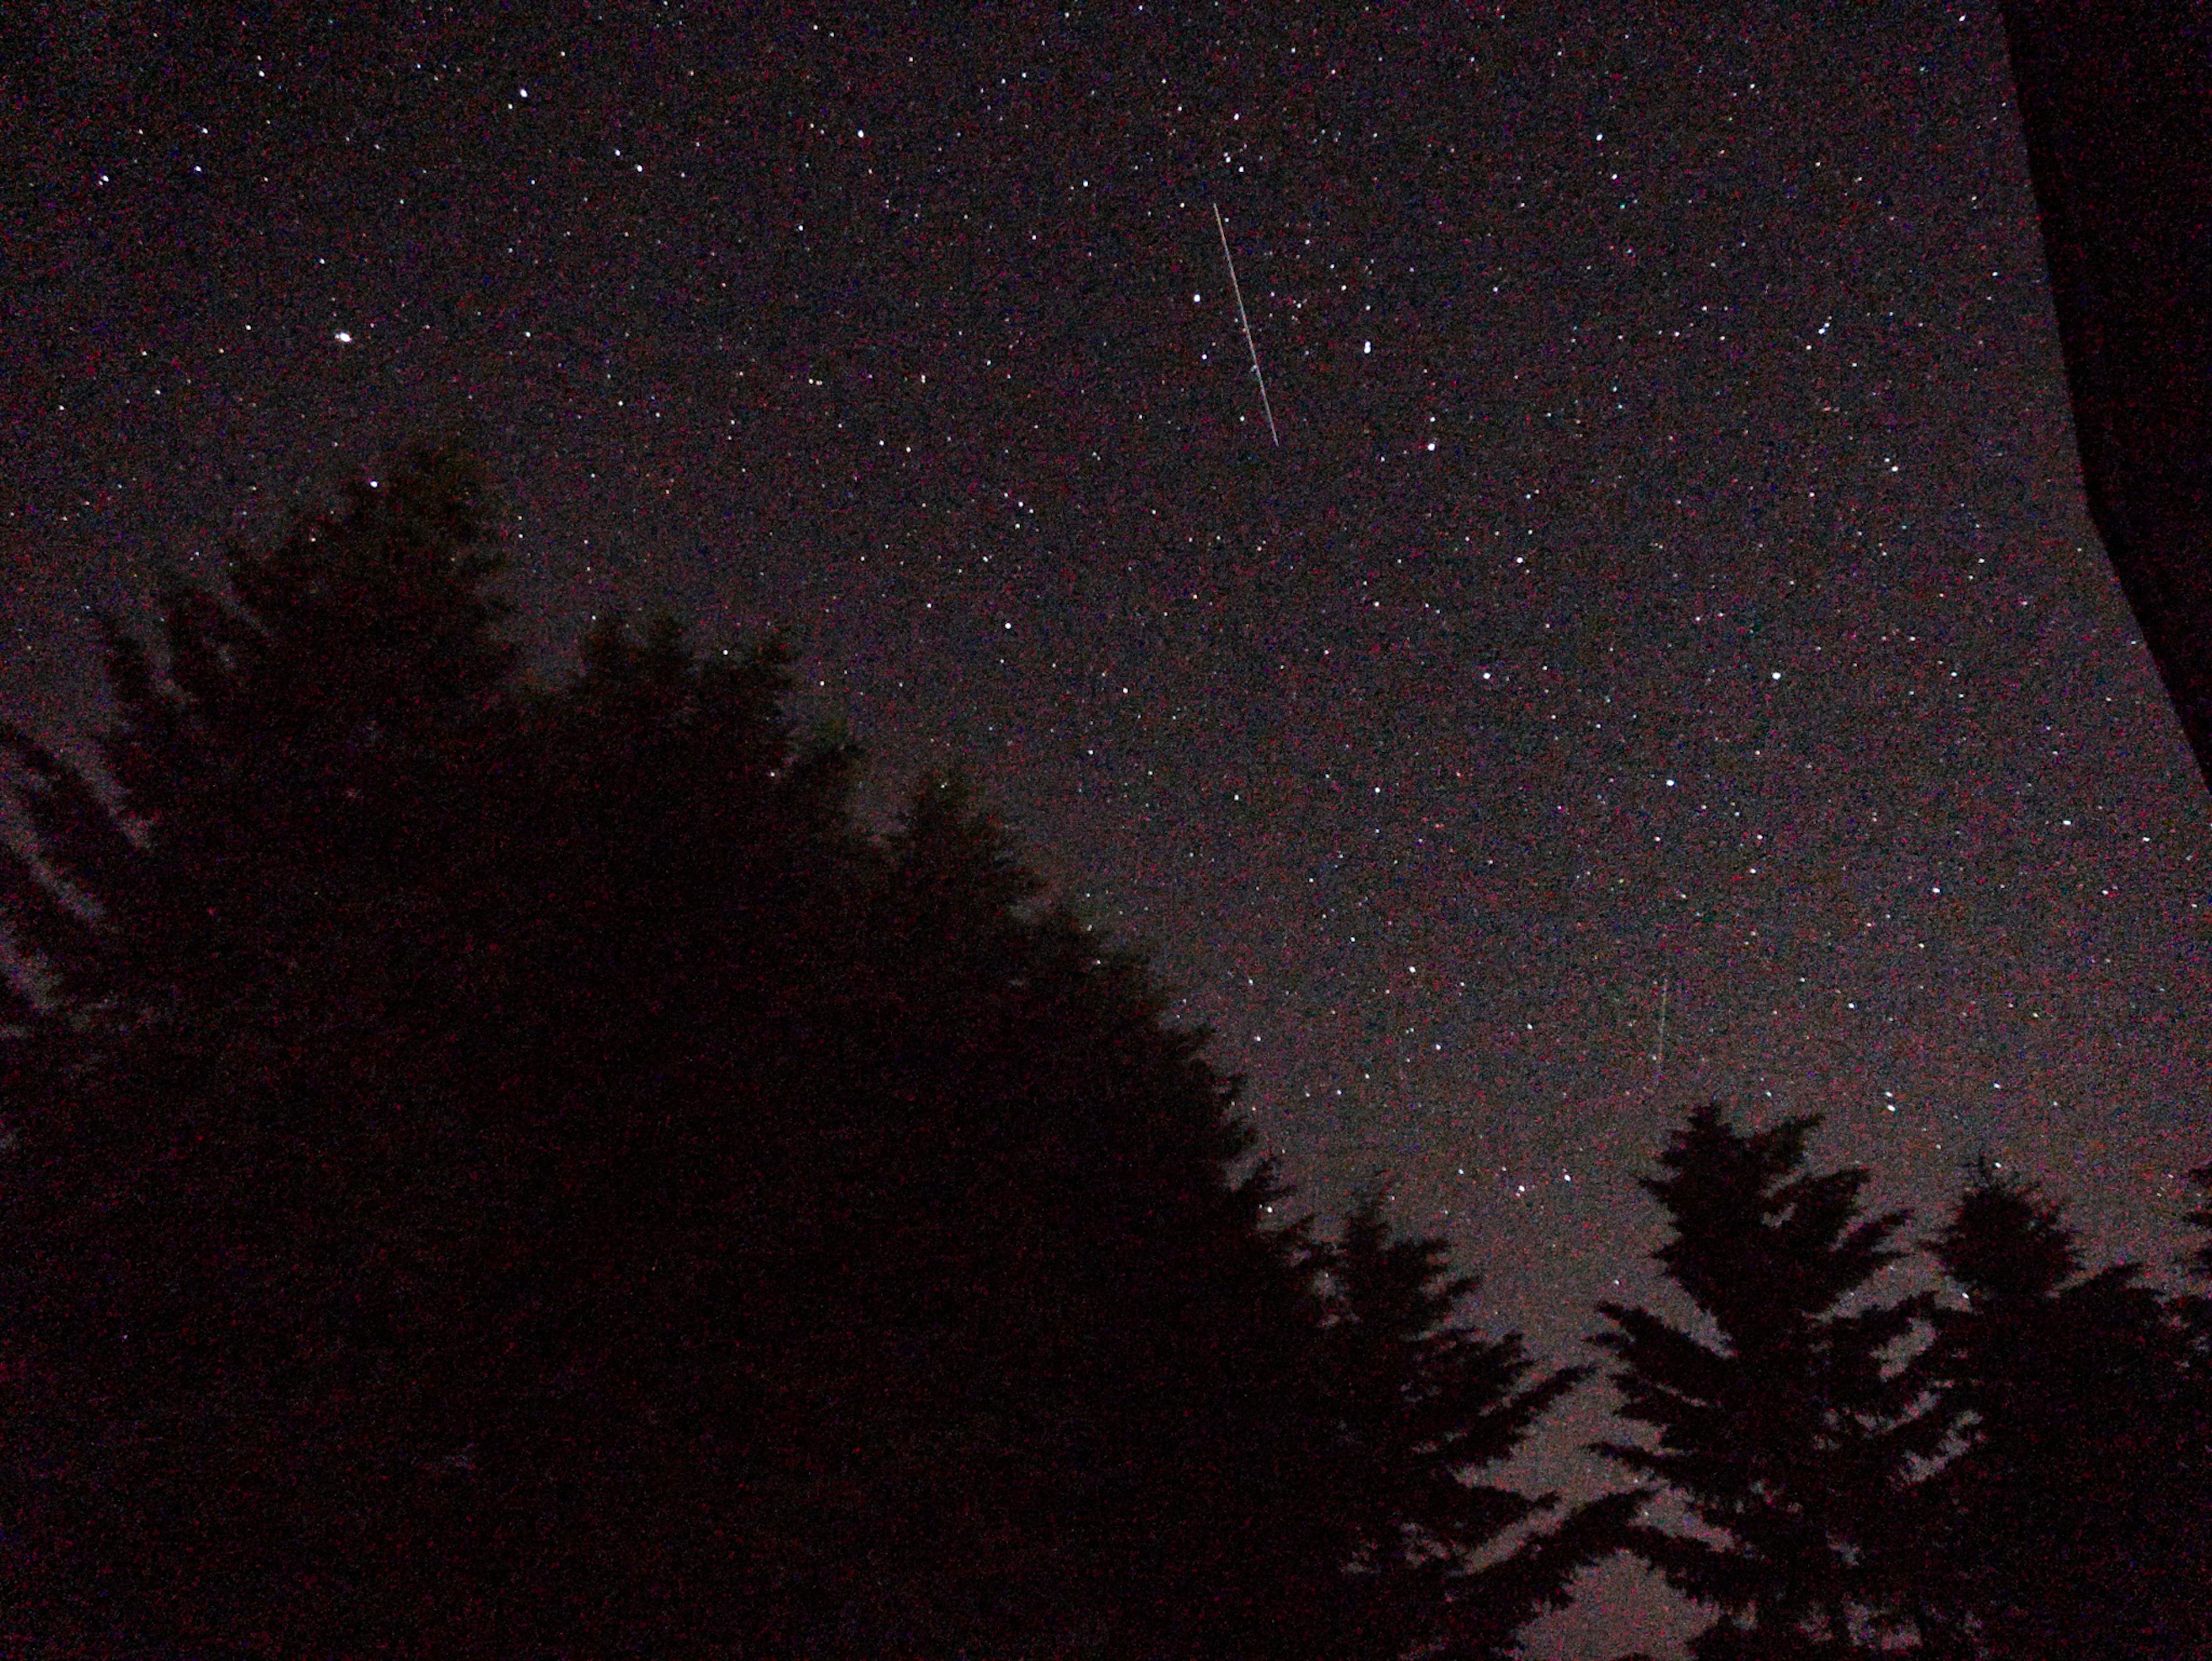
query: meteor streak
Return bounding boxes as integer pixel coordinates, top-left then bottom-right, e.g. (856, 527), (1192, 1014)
(1212, 202), (1279, 446)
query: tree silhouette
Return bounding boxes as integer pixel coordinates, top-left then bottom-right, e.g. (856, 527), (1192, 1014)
(1590, 1104), (1924, 1661)
(2184, 1159), (2212, 1333)
(1896, 1165), (2211, 1659)
(0, 443), (1619, 1658)
(0, 442), (533, 1655)
(1317, 1193), (1638, 1659)
(2181, 1158), (2212, 1657)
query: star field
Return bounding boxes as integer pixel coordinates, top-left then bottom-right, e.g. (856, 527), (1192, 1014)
(3, 5), (2207, 1652)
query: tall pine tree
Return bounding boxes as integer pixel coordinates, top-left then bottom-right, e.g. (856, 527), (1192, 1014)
(2183, 1159), (2212, 1342)
(0, 443), (1627, 1659)
(1590, 1105), (1925, 1661)
(0, 443), (536, 1655)
(1897, 1166), (2211, 1659)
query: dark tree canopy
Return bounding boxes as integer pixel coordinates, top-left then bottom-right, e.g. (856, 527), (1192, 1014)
(1895, 1167), (2212, 1660)
(13, 442), (2200, 1661)
(1592, 1108), (2212, 1661)
(0, 444), (1613, 1659)
(1590, 1105), (1926, 1661)
(1315, 1194), (1638, 1660)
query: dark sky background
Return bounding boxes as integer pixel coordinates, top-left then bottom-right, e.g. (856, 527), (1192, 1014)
(5, 3), (2207, 1653)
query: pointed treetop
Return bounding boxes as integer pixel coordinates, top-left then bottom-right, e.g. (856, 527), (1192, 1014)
(1930, 1161), (2083, 1304)
(220, 438), (518, 733)
(1643, 1103), (1911, 1339)
(2184, 1162), (2212, 1285)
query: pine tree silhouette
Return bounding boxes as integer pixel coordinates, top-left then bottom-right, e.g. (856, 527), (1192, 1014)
(0, 442), (532, 1654)
(1590, 1104), (1925, 1661)
(1897, 1165), (2211, 1660)
(0, 443), (1626, 1658)
(1317, 1192), (1638, 1660)
(2184, 1159), (2212, 1333)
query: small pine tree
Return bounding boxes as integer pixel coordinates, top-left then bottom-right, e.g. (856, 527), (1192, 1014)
(1590, 1104), (1925, 1661)
(2182, 1160), (2212, 1661)
(2183, 1161), (2212, 1337)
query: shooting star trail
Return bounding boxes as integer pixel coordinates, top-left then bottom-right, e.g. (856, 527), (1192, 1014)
(1213, 202), (1279, 446)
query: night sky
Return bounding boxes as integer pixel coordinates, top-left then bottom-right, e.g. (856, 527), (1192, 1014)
(5, 5), (2208, 1653)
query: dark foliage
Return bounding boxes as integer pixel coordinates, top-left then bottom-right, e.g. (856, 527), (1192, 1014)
(1315, 1194), (1639, 1660)
(1893, 1167), (2212, 1660)
(1590, 1105), (1926, 1661)
(0, 445), (1607, 1659)
(2185, 1159), (2212, 1330)
(1594, 1109), (2212, 1661)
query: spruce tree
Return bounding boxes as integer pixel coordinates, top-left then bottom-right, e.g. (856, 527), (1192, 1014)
(2184, 1161), (2212, 1336)
(2181, 1161), (2212, 1660)
(1590, 1104), (1924, 1661)
(1317, 1193), (1638, 1660)
(737, 768), (1340, 1658)
(0, 443), (540, 1655)
(1, 444), (1631, 1659)
(1899, 1167), (2211, 1659)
